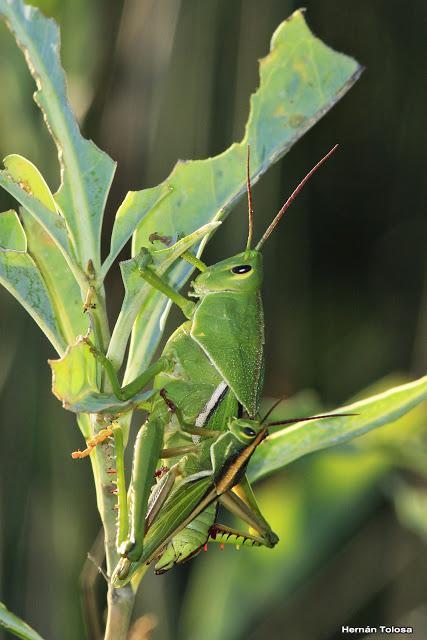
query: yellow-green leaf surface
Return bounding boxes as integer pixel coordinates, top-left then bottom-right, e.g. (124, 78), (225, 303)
(0, 210), (66, 353)
(119, 10), (362, 383)
(4, 154), (57, 210)
(248, 375), (427, 482)
(0, 0), (116, 271)
(0, 208), (25, 250)
(0, 170), (72, 260)
(0, 601), (45, 640)
(3, 155), (88, 343)
(50, 339), (154, 413)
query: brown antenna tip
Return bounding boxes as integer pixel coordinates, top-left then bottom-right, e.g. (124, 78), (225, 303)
(255, 144), (339, 250)
(246, 145), (254, 251)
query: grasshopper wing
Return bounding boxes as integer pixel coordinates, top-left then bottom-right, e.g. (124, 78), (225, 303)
(191, 291), (264, 417)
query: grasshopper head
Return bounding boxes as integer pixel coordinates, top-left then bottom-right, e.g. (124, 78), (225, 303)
(192, 250), (262, 296)
(228, 417), (267, 445)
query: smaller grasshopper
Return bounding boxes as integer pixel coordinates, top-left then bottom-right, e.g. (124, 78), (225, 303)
(111, 409), (350, 587)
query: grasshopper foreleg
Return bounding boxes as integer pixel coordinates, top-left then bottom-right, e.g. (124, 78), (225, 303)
(138, 248), (195, 319)
(159, 388), (221, 440)
(83, 337), (172, 401)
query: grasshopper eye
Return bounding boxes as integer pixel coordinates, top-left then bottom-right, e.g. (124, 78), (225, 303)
(232, 265), (252, 274)
(242, 426), (256, 437)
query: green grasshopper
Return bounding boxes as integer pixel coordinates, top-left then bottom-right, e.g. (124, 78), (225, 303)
(87, 145), (339, 579)
(111, 408), (346, 587)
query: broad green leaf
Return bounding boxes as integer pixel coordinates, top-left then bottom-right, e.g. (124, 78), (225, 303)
(0, 170), (72, 262)
(0, 0), (116, 271)
(50, 339), (154, 413)
(4, 154), (57, 211)
(101, 182), (174, 279)
(0, 209), (26, 250)
(108, 222), (220, 370)
(0, 210), (66, 353)
(345, 374), (427, 475)
(121, 9), (362, 382)
(21, 213), (89, 344)
(0, 601), (45, 640)
(3, 154), (88, 342)
(248, 374), (427, 482)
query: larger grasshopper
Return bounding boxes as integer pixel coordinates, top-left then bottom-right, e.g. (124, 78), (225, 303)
(86, 145), (339, 580)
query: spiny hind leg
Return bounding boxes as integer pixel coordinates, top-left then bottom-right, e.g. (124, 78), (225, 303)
(218, 488), (279, 548)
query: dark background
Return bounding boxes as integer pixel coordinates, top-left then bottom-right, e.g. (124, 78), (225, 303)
(0, 1), (426, 639)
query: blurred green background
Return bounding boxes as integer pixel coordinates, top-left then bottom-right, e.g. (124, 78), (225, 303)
(1, 1), (427, 639)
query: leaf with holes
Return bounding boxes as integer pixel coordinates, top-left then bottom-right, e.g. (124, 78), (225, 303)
(108, 9), (363, 383)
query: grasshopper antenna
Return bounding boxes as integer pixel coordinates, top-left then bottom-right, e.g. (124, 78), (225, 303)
(267, 412), (357, 428)
(261, 396), (286, 424)
(255, 144), (339, 250)
(246, 145), (254, 251)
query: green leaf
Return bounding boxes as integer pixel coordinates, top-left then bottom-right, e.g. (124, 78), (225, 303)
(0, 209), (26, 250)
(101, 182), (174, 280)
(0, 170), (72, 263)
(3, 154), (89, 343)
(249, 374), (427, 482)
(0, 210), (66, 353)
(0, 0), (116, 271)
(4, 154), (57, 211)
(49, 339), (154, 413)
(0, 601), (45, 640)
(108, 221), (220, 370)
(121, 9), (362, 382)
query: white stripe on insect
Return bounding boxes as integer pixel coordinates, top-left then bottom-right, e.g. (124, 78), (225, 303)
(192, 381), (228, 443)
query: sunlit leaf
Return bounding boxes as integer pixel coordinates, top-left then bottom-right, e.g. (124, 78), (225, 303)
(0, 170), (72, 260)
(119, 9), (362, 383)
(0, 209), (66, 353)
(49, 339), (154, 413)
(101, 182), (174, 279)
(4, 154), (57, 211)
(0, 208), (26, 250)
(3, 154), (88, 342)
(0, 0), (116, 271)
(249, 374), (427, 482)
(0, 601), (45, 640)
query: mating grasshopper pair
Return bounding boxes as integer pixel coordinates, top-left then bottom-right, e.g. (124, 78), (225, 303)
(74, 145), (344, 587)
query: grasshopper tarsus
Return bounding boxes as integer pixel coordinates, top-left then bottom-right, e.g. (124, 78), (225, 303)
(154, 466), (169, 479)
(149, 232), (172, 246)
(159, 388), (176, 414)
(71, 427), (114, 461)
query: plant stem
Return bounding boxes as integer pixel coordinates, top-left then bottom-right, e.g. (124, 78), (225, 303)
(78, 376), (137, 637)
(104, 585), (135, 640)
(78, 281), (142, 638)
